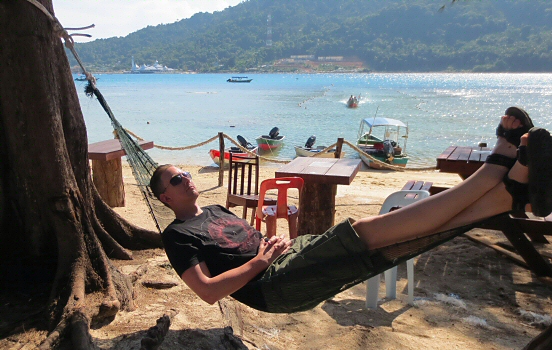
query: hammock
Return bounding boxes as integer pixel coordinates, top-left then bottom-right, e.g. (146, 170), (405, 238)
(85, 83), (175, 232)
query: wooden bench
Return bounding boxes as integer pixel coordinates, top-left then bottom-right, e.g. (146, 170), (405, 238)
(401, 180), (448, 195)
(88, 139), (154, 207)
(402, 180), (552, 285)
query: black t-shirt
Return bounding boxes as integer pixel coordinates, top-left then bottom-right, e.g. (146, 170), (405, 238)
(162, 205), (266, 307)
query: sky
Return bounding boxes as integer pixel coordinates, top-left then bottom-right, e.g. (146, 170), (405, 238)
(53, 0), (244, 42)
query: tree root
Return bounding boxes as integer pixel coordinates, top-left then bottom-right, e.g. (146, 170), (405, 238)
(140, 310), (178, 350)
(92, 187), (162, 250)
(43, 191), (136, 348)
(92, 217), (133, 260)
(39, 310), (95, 350)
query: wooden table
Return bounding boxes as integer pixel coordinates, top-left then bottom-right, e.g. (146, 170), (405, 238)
(275, 157), (361, 236)
(88, 139), (154, 207)
(436, 145), (491, 179)
(433, 146), (552, 283)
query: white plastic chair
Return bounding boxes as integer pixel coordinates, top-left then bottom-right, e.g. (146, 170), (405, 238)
(366, 190), (431, 309)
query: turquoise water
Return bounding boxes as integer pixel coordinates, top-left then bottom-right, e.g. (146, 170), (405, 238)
(76, 73), (552, 167)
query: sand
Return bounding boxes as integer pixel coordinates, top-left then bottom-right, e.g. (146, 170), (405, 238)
(6, 162), (551, 349)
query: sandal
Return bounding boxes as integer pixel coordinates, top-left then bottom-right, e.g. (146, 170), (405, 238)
(491, 152), (529, 212)
(485, 153), (516, 169)
(495, 106), (534, 147)
(517, 145), (528, 166)
(526, 127), (552, 217)
(503, 174), (529, 212)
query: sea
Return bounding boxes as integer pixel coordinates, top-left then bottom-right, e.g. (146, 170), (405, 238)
(75, 73), (552, 168)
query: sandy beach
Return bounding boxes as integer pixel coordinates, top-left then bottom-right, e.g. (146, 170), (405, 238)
(91, 162), (552, 349)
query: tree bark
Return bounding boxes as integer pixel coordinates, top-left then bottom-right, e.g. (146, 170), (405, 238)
(0, 1), (162, 348)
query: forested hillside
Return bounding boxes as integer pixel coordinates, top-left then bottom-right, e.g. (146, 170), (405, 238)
(67, 0), (552, 72)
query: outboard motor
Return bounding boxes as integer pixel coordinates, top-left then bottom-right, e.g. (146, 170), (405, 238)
(269, 127), (279, 139)
(237, 135), (253, 149)
(382, 139), (395, 158)
(305, 135), (316, 148)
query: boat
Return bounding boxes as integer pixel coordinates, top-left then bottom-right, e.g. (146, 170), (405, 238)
(294, 135), (344, 158)
(208, 135), (257, 166)
(356, 116), (409, 169)
(227, 76), (253, 83)
(346, 95), (360, 108)
(128, 56), (175, 74)
(75, 74), (99, 82)
(256, 127), (285, 151)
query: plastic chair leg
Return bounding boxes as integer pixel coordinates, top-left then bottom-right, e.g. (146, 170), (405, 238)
(384, 267), (398, 299)
(407, 258), (414, 305)
(365, 275), (380, 309)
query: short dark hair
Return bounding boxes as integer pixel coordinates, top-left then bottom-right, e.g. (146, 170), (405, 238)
(150, 164), (174, 199)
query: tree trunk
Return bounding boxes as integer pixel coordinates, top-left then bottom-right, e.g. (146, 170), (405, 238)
(0, 1), (162, 348)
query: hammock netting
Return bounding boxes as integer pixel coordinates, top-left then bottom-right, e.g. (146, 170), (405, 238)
(85, 83), (175, 232)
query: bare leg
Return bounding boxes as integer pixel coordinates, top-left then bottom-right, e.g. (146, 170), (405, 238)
(432, 134), (529, 232)
(353, 116), (521, 249)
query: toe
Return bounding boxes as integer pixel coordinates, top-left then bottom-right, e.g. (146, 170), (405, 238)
(520, 133), (529, 146)
(501, 115), (522, 130)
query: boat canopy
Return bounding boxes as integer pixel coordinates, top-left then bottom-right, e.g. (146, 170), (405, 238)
(362, 117), (407, 128)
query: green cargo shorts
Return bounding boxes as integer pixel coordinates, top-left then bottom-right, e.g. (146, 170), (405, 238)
(250, 219), (394, 313)
(234, 218), (472, 313)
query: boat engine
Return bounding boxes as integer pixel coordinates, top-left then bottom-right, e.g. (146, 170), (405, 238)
(237, 135), (253, 149)
(269, 127), (279, 139)
(382, 139), (395, 157)
(305, 135), (316, 148)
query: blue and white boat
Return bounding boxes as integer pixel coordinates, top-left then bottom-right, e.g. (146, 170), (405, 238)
(356, 117), (409, 169)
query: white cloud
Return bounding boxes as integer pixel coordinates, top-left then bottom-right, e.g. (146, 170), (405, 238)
(53, 0), (243, 42)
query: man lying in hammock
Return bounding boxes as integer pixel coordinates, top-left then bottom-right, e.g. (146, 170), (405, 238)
(149, 107), (552, 313)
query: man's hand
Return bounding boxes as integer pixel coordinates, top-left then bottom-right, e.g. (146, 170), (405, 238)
(181, 234), (293, 305)
(255, 235), (293, 266)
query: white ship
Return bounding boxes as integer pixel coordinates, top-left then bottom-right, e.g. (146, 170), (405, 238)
(129, 56), (174, 74)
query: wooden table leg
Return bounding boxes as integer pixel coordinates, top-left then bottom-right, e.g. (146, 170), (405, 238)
(478, 215), (552, 278)
(298, 183), (337, 236)
(91, 158), (125, 207)
(501, 225), (552, 277)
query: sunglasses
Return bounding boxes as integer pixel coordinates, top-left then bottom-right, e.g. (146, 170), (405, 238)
(162, 171), (192, 193)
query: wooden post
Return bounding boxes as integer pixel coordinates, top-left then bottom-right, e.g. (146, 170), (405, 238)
(335, 137), (344, 158)
(92, 158), (125, 207)
(297, 183), (336, 236)
(218, 132), (224, 187)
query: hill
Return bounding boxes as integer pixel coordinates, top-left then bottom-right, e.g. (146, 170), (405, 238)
(67, 0), (552, 73)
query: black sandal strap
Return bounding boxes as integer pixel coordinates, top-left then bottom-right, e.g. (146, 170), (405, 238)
(517, 145), (528, 166)
(495, 106), (534, 147)
(496, 126), (528, 148)
(485, 153), (516, 169)
(503, 174), (529, 212)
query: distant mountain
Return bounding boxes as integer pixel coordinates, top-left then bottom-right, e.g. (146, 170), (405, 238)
(67, 0), (552, 73)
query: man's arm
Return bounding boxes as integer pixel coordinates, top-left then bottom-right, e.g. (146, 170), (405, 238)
(181, 235), (291, 304)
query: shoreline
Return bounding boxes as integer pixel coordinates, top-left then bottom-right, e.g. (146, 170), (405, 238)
(74, 70), (552, 75)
